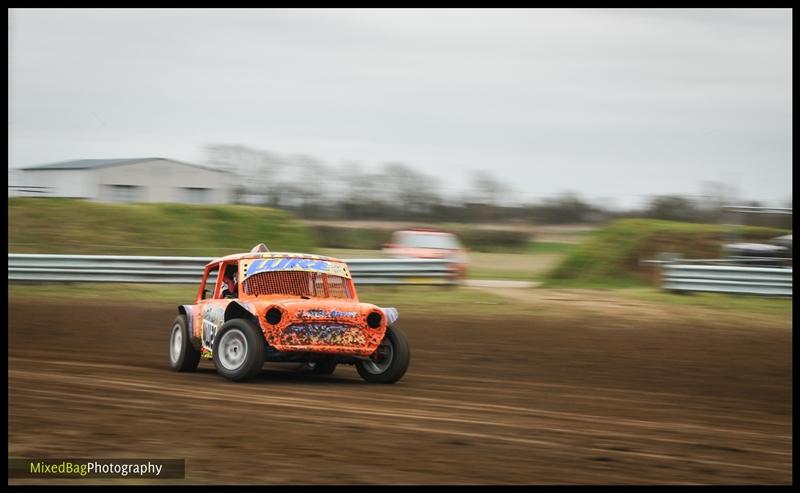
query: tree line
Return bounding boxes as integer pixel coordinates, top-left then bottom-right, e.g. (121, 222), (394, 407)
(205, 144), (791, 228)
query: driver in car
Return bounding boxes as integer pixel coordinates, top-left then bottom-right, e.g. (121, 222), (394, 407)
(220, 264), (238, 299)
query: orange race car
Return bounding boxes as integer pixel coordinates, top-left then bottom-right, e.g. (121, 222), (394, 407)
(168, 244), (410, 383)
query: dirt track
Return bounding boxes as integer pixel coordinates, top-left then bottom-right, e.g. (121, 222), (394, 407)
(8, 300), (792, 484)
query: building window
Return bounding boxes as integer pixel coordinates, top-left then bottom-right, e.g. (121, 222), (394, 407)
(106, 184), (142, 202)
(183, 187), (210, 204)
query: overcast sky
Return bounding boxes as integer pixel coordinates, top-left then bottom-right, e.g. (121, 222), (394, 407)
(8, 8), (792, 208)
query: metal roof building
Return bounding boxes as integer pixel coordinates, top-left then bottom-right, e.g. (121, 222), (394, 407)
(9, 157), (233, 204)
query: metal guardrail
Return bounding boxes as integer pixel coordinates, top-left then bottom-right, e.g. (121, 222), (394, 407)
(7, 254), (457, 286)
(661, 264), (792, 296)
(643, 257), (792, 267)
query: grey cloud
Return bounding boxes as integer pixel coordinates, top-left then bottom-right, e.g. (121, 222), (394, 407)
(8, 8), (792, 207)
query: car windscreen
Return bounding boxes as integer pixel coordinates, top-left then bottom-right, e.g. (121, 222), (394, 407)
(395, 232), (460, 249)
(239, 257), (353, 299)
(242, 271), (353, 299)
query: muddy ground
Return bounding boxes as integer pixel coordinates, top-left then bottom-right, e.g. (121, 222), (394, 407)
(8, 300), (792, 484)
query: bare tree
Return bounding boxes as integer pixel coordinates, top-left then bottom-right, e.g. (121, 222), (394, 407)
(382, 162), (441, 217)
(281, 154), (335, 216)
(204, 144), (284, 205)
(470, 170), (511, 206)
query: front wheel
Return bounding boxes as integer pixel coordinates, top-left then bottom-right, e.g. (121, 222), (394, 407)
(356, 325), (410, 384)
(213, 318), (266, 381)
(169, 314), (200, 372)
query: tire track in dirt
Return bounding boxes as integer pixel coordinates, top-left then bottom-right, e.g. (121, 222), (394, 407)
(10, 369), (789, 477)
(10, 359), (791, 476)
(9, 300), (791, 484)
(10, 356), (791, 437)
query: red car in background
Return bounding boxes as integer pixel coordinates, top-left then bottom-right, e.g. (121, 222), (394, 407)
(383, 228), (468, 280)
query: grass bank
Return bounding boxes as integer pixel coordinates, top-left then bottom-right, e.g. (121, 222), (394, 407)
(9, 198), (315, 256)
(309, 224), (532, 252)
(545, 218), (789, 287)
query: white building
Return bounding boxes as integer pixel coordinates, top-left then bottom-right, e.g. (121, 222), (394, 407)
(9, 157), (233, 204)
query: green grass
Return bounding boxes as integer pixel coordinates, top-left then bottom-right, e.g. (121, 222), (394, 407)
(7, 283), (515, 317)
(309, 225), (392, 250)
(455, 228), (530, 252)
(8, 283), (200, 305)
(8, 282), (790, 324)
(545, 218), (789, 287)
(317, 248), (389, 259)
(525, 242), (577, 254)
(9, 198), (315, 256)
(541, 277), (647, 289)
(355, 286), (513, 315)
(466, 250), (567, 281)
(308, 224), (531, 252)
(8, 198), (564, 257)
(616, 288), (792, 317)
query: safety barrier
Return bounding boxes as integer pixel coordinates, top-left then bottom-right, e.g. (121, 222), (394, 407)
(7, 254), (458, 286)
(661, 263), (792, 296)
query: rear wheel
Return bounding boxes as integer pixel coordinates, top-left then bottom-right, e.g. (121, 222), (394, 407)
(169, 314), (200, 372)
(213, 318), (266, 381)
(356, 325), (410, 384)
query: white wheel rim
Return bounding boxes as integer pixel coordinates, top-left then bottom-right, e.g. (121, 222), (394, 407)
(363, 338), (394, 374)
(218, 328), (248, 371)
(170, 324), (183, 364)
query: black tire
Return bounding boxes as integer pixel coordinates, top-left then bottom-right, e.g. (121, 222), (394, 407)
(212, 318), (266, 382)
(356, 325), (410, 384)
(168, 314), (201, 372)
